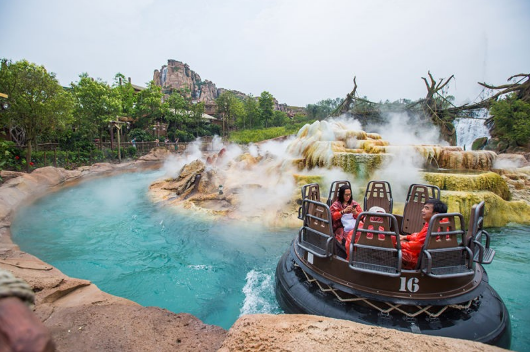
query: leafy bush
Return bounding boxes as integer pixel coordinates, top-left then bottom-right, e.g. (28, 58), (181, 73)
(491, 94), (530, 147)
(129, 128), (153, 142)
(0, 141), (20, 171)
(174, 130), (195, 142)
(126, 146), (137, 158)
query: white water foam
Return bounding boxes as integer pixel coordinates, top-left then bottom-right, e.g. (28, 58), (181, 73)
(454, 110), (490, 150)
(240, 269), (278, 316)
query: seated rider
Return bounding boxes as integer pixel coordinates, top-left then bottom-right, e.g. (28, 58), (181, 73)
(399, 198), (448, 270)
(330, 185), (362, 251)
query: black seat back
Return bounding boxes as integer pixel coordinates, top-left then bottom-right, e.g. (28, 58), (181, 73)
(363, 180), (393, 213)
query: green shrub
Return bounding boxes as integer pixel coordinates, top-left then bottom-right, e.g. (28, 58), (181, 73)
(126, 146), (137, 158)
(491, 93), (530, 146)
(174, 130), (195, 142)
(228, 122), (309, 143)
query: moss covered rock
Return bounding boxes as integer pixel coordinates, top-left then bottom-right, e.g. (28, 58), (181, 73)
(436, 150), (496, 170)
(441, 190), (530, 227)
(423, 171), (510, 200)
(332, 153), (387, 180)
(472, 137), (488, 151)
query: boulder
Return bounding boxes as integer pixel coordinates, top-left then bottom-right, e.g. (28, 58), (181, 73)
(472, 136), (488, 150)
(219, 314), (505, 352)
(423, 171), (510, 200)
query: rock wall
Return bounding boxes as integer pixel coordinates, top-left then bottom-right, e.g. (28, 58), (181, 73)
(153, 59), (215, 101)
(153, 59), (304, 116)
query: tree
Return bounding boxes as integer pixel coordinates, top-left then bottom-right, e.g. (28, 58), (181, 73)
(133, 81), (167, 130)
(165, 90), (191, 132)
(189, 101), (206, 137)
(71, 73), (120, 144)
(0, 59), (73, 170)
(272, 110), (289, 127)
(216, 91), (243, 135)
(307, 97), (342, 120)
(258, 91), (275, 128)
(113, 73), (136, 117)
(490, 93), (530, 147)
(241, 95), (259, 129)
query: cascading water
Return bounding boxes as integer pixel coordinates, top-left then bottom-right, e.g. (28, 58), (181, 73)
(160, 66), (168, 86)
(454, 109), (491, 150)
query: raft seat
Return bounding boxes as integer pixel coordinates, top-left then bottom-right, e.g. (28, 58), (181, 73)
(326, 180), (351, 207)
(298, 199), (334, 258)
(298, 183), (321, 220)
(401, 184), (441, 235)
(467, 201), (495, 264)
(349, 212), (401, 277)
(420, 213), (474, 278)
(363, 180), (393, 214)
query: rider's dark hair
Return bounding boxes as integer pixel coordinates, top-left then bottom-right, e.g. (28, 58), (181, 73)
(425, 198), (448, 214)
(338, 185), (353, 204)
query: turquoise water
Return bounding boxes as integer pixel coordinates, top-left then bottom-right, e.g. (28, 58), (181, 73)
(487, 226), (530, 351)
(11, 171), (292, 329)
(10, 171), (530, 351)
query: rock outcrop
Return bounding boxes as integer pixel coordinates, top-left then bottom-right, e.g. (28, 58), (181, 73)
(153, 59), (214, 102)
(220, 314), (505, 352)
(153, 59), (304, 117)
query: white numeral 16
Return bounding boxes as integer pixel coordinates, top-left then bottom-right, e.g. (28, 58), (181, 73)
(399, 277), (419, 292)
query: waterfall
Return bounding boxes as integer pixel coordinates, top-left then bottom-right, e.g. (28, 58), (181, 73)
(160, 66), (168, 85)
(454, 109), (490, 150)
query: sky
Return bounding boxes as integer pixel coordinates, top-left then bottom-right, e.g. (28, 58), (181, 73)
(1, 0), (529, 107)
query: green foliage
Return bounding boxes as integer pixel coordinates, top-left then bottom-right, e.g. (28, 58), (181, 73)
(306, 98), (342, 119)
(490, 93), (530, 146)
(0, 58), (74, 166)
(129, 128), (152, 142)
(0, 140), (17, 172)
(113, 73), (136, 116)
(126, 146), (137, 158)
(216, 91), (244, 135)
(174, 129), (195, 142)
(71, 73), (120, 141)
(228, 122), (308, 144)
(271, 110), (289, 127)
(133, 81), (168, 129)
(242, 95), (259, 129)
(258, 91), (275, 128)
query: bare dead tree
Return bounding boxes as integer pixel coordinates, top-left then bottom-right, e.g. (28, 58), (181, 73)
(331, 77), (375, 117)
(446, 73), (530, 113)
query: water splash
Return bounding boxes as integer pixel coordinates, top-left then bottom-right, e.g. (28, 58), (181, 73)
(240, 270), (279, 316)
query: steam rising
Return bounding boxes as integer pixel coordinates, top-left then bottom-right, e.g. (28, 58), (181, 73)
(159, 113), (458, 223)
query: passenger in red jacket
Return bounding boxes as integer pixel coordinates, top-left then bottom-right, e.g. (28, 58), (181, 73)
(329, 185), (362, 245)
(399, 199), (448, 269)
